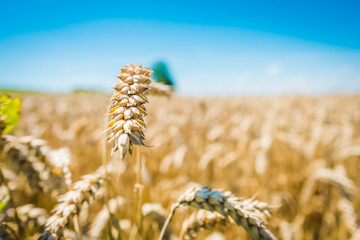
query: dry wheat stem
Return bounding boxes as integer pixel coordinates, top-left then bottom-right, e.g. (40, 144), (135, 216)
(159, 186), (277, 240)
(159, 206), (177, 240)
(100, 105), (118, 240)
(134, 145), (144, 239)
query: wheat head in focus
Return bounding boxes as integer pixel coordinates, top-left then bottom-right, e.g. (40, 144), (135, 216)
(106, 64), (152, 159)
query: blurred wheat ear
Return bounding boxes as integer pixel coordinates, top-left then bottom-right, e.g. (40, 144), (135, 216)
(159, 186), (278, 240)
(38, 164), (107, 240)
(180, 210), (227, 239)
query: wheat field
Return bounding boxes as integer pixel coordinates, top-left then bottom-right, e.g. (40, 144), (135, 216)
(1, 91), (360, 240)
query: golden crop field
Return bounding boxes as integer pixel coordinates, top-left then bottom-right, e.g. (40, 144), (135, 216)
(1, 88), (360, 240)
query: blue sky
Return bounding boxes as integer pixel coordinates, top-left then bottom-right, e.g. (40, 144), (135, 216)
(0, 0), (359, 95)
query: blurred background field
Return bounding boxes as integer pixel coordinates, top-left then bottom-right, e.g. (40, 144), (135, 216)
(0, 92), (358, 239)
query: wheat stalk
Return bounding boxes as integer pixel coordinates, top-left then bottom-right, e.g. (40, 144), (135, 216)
(159, 186), (277, 240)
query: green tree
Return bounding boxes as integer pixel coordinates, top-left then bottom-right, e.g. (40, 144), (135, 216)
(152, 62), (175, 88)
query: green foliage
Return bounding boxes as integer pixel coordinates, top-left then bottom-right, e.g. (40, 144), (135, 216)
(0, 194), (9, 214)
(0, 94), (21, 134)
(152, 62), (175, 87)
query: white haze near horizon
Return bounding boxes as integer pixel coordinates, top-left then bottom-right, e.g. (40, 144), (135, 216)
(0, 19), (360, 96)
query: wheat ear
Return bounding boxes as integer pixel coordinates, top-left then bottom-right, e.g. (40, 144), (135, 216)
(1, 135), (68, 194)
(38, 166), (106, 240)
(3, 204), (48, 236)
(159, 186), (277, 240)
(301, 166), (358, 205)
(19, 136), (72, 188)
(106, 64), (152, 159)
(180, 210), (227, 239)
(1, 135), (43, 192)
(313, 167), (358, 197)
(337, 198), (360, 240)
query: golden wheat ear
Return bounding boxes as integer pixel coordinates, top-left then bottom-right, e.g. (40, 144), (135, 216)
(106, 64), (152, 160)
(180, 210), (228, 239)
(159, 186), (278, 240)
(38, 164), (108, 240)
